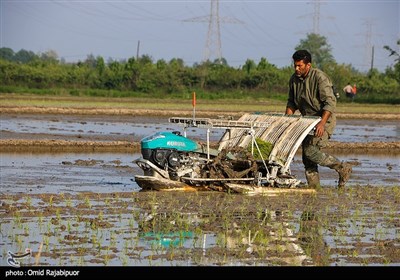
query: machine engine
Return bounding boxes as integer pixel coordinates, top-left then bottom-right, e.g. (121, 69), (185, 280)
(138, 131), (209, 181)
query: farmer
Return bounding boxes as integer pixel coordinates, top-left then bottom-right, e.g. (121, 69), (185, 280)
(343, 82), (356, 100)
(285, 49), (352, 189)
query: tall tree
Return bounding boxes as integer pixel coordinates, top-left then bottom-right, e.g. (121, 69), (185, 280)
(384, 39), (400, 83)
(295, 33), (335, 69)
(40, 50), (59, 64)
(14, 49), (37, 63)
(384, 39), (400, 63)
(0, 47), (15, 61)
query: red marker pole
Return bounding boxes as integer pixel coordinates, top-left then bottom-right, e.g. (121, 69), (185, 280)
(192, 92), (196, 122)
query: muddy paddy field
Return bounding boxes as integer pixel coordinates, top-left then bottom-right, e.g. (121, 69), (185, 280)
(0, 109), (399, 267)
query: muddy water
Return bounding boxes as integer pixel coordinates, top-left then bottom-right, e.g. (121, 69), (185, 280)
(1, 114), (399, 143)
(1, 152), (399, 196)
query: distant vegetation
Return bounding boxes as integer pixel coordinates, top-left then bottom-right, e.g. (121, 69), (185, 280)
(1, 34), (399, 104)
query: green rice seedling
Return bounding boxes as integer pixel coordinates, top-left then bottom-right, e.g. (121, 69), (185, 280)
(104, 197), (110, 207)
(303, 245), (312, 259)
(43, 236), (50, 251)
(69, 255), (75, 266)
(57, 258), (63, 266)
(91, 233), (98, 247)
(167, 244), (176, 261)
(361, 257), (370, 266)
(256, 245), (268, 260)
(110, 232), (117, 247)
(147, 254), (154, 266)
(56, 208), (61, 221)
(123, 240), (129, 255)
(354, 221), (365, 241)
(84, 196), (92, 209)
(258, 231), (270, 246)
(46, 220), (52, 234)
(192, 228), (204, 248)
(221, 215), (230, 231)
(14, 215), (23, 231)
(66, 197), (72, 208)
(247, 138), (273, 160)
(103, 247), (110, 265)
(215, 231), (227, 248)
(78, 256), (85, 266)
(38, 212), (44, 225)
(197, 196), (203, 207)
(276, 223), (286, 241)
(25, 196), (32, 208)
(98, 211), (104, 222)
(131, 233), (140, 248)
(23, 224), (29, 236)
(383, 257), (391, 265)
(121, 254), (129, 266)
(128, 217), (135, 229)
(13, 234), (23, 251)
(374, 225), (385, 241)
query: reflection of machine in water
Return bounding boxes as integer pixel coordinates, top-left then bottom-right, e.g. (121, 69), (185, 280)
(137, 210), (196, 248)
(137, 207), (315, 266)
(297, 211), (330, 266)
(140, 231), (194, 248)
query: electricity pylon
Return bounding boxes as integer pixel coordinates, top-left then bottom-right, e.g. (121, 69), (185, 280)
(184, 0), (243, 64)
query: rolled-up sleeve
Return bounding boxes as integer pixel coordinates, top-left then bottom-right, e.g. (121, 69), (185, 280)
(286, 76), (298, 110)
(318, 74), (336, 114)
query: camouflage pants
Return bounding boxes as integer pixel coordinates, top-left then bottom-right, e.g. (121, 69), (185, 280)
(302, 132), (341, 187)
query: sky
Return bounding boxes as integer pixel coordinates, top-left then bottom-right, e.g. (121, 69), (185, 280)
(1, 0), (399, 72)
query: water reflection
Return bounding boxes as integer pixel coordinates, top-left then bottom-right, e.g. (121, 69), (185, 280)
(136, 207), (313, 266)
(297, 211), (330, 266)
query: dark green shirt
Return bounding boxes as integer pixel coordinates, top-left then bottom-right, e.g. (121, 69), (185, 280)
(287, 67), (337, 135)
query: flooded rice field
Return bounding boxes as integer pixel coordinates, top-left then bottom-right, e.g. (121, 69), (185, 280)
(0, 113), (399, 267)
(1, 114), (399, 143)
(1, 152), (399, 195)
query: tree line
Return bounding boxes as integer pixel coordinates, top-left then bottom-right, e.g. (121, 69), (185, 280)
(1, 34), (399, 104)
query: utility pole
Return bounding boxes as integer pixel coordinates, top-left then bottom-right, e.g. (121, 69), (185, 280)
(184, 0), (243, 64)
(136, 40), (140, 61)
(204, 0), (222, 63)
(370, 45), (374, 72)
(312, 0), (321, 35)
(298, 0), (334, 36)
(360, 18), (380, 72)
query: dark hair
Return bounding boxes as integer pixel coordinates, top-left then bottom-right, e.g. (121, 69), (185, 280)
(292, 50), (312, 64)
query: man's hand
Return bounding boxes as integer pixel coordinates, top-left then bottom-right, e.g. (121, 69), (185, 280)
(314, 121), (325, 137)
(314, 110), (331, 137)
(285, 107), (295, 115)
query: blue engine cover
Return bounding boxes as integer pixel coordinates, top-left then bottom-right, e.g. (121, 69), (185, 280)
(141, 131), (199, 152)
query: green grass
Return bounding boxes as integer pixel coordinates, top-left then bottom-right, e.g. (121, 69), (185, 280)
(1, 92), (399, 114)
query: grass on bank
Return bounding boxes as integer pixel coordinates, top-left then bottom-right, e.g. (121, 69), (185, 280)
(1, 92), (399, 115)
